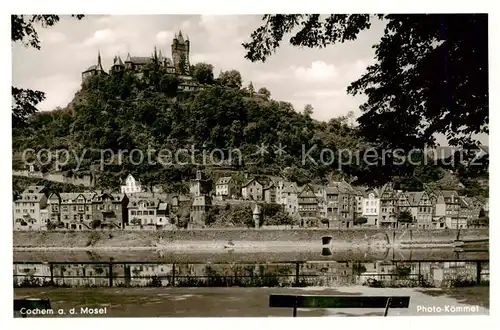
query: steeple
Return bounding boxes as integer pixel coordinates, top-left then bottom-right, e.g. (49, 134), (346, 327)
(125, 52), (132, 62)
(177, 30), (184, 43)
(97, 50), (104, 71)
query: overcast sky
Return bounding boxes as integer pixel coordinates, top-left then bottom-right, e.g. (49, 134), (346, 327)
(12, 15), (488, 146)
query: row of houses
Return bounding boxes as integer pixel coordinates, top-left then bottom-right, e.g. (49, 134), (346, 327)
(215, 176), (489, 229)
(13, 171), (488, 231)
(13, 185), (191, 231)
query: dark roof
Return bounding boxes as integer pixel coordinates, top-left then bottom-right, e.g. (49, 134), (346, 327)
(125, 54), (153, 65)
(242, 178), (261, 187)
(298, 185), (316, 198)
(84, 64), (98, 72)
(113, 55), (124, 66)
(216, 176), (232, 185)
(324, 186), (339, 195)
(405, 192), (424, 206)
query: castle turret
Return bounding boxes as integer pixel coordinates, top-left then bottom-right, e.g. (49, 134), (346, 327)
(125, 53), (133, 70)
(81, 50), (107, 82)
(172, 30), (190, 75)
(111, 55), (125, 73)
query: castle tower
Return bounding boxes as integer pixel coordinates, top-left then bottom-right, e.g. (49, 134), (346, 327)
(171, 30), (190, 75)
(125, 53), (133, 70)
(111, 55), (125, 73)
(81, 50), (107, 82)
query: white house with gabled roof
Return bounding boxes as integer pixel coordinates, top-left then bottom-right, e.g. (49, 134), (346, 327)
(121, 174), (144, 195)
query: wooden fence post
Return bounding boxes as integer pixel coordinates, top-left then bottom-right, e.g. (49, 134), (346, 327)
(295, 262), (300, 286)
(476, 261), (482, 284)
(172, 263), (176, 287)
(108, 263), (113, 287)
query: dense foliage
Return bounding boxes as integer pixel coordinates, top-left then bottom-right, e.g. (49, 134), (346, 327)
(243, 14), (488, 185)
(12, 58), (487, 197)
(12, 14), (487, 196)
(12, 15), (84, 127)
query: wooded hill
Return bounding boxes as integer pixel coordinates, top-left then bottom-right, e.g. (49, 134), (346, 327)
(12, 60), (488, 197)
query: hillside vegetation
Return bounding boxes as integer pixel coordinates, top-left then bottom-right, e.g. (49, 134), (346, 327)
(12, 60), (488, 197)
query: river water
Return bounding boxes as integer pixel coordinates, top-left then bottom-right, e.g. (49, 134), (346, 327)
(13, 247), (489, 289)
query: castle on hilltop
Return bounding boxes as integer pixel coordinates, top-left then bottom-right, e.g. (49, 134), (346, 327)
(81, 30), (200, 91)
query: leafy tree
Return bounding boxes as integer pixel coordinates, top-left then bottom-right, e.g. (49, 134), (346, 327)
(243, 14), (488, 186)
(130, 218), (141, 226)
(12, 15), (84, 128)
(218, 70), (243, 89)
(192, 62), (215, 84)
(266, 211), (296, 226)
(397, 209), (413, 223)
(303, 104), (314, 117)
(257, 87), (271, 100)
(178, 53), (188, 75)
(354, 216), (368, 225)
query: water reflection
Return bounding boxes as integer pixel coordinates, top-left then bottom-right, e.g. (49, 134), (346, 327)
(13, 258), (489, 289)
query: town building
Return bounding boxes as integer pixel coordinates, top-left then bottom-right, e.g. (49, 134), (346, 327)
(58, 192), (96, 230)
(13, 185), (47, 231)
(127, 197), (161, 229)
(279, 182), (299, 215)
(156, 202), (172, 229)
(241, 178), (263, 201)
(190, 171), (212, 198)
(215, 176), (239, 199)
(362, 190), (380, 226)
(324, 186), (340, 225)
(263, 182), (278, 204)
(434, 190), (463, 229)
(190, 195), (211, 227)
(120, 174), (144, 195)
(297, 184), (319, 220)
(405, 191), (436, 229)
(337, 182), (355, 228)
(92, 192), (129, 229)
(46, 193), (61, 223)
(379, 183), (398, 228)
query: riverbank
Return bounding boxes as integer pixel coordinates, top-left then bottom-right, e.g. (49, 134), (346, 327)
(13, 228), (489, 251)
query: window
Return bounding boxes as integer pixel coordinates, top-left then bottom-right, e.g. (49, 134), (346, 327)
(149, 210), (154, 215)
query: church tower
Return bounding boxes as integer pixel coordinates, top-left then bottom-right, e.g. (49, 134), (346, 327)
(171, 30), (190, 75)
